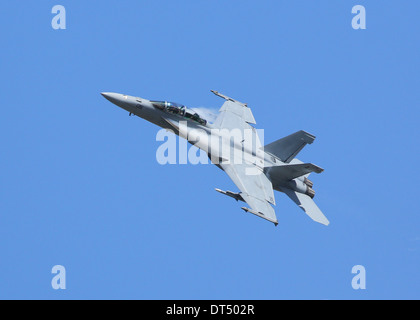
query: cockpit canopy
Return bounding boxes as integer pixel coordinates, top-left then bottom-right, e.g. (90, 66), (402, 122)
(150, 100), (207, 125)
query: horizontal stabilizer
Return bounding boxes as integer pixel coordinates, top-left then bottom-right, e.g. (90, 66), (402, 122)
(266, 163), (324, 181)
(280, 187), (329, 226)
(264, 130), (315, 163)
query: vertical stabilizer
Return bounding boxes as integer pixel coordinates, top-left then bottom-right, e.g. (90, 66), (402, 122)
(263, 130), (315, 163)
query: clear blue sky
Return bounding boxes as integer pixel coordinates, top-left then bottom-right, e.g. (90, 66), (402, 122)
(0, 1), (419, 299)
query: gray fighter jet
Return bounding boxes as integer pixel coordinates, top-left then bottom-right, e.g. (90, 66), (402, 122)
(101, 91), (329, 226)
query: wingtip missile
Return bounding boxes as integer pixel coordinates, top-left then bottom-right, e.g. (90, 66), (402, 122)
(210, 90), (247, 106)
(241, 207), (279, 226)
(215, 188), (244, 202)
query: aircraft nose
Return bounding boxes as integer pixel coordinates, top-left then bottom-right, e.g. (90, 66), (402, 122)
(101, 92), (151, 115)
(101, 92), (123, 105)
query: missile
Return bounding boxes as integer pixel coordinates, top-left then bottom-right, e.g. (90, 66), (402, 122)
(215, 188), (244, 202)
(241, 207), (278, 226)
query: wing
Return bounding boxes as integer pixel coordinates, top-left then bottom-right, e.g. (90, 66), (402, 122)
(212, 90), (256, 129)
(212, 91), (277, 225)
(211, 90), (265, 167)
(220, 161), (278, 226)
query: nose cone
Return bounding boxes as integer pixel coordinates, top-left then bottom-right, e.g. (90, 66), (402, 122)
(101, 92), (124, 105)
(101, 92), (152, 116)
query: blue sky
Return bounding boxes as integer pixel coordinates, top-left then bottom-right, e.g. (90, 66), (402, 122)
(0, 1), (419, 299)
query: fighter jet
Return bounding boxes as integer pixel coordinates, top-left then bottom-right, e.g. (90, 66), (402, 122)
(101, 91), (329, 226)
